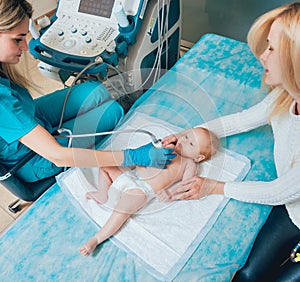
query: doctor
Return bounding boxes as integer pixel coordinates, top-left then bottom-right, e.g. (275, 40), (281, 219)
(0, 0), (175, 200)
(163, 2), (300, 281)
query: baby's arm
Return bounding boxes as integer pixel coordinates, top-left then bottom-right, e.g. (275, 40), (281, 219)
(80, 188), (147, 256)
(182, 160), (198, 181)
(157, 160), (197, 201)
(168, 161), (197, 194)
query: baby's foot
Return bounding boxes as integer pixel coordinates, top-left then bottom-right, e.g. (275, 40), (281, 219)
(79, 236), (99, 256)
(86, 191), (108, 204)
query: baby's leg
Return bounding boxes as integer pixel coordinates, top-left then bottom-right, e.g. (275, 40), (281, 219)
(80, 188), (147, 256)
(86, 167), (125, 204)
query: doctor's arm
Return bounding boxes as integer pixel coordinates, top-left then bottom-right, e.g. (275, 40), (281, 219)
(19, 125), (176, 169)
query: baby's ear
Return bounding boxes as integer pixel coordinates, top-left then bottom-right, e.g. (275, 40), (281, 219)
(194, 154), (205, 163)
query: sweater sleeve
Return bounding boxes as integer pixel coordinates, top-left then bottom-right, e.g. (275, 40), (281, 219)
(224, 163), (300, 205)
(197, 90), (280, 138)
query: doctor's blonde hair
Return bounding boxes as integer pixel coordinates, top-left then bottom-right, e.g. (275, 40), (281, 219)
(247, 2), (300, 116)
(0, 0), (34, 89)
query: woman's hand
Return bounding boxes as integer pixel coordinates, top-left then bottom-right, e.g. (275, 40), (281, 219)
(162, 176), (225, 201)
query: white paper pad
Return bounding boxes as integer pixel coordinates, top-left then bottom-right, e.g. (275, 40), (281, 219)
(57, 113), (251, 281)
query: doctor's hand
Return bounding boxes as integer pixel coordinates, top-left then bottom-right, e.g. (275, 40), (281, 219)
(122, 142), (176, 169)
(165, 176), (225, 201)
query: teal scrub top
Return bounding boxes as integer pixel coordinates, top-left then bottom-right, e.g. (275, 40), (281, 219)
(0, 77), (123, 182)
(0, 76), (52, 167)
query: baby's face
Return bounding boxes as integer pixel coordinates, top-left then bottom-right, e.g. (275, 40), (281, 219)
(175, 128), (209, 161)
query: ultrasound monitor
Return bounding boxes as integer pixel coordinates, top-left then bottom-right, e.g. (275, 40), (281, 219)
(78, 0), (115, 18)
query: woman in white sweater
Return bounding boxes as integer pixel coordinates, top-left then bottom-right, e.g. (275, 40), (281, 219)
(162, 2), (300, 281)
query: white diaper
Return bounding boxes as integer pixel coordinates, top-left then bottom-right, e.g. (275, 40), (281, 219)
(105, 170), (156, 209)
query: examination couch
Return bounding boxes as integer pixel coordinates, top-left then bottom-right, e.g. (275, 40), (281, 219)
(0, 33), (276, 281)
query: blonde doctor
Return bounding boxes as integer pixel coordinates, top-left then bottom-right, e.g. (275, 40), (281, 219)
(0, 0), (175, 201)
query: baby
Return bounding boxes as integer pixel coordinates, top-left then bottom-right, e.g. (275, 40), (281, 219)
(80, 127), (219, 256)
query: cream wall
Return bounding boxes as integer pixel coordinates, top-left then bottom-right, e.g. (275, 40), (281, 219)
(27, 0), (57, 19)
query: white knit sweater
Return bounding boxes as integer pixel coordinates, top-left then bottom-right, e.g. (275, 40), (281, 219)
(199, 88), (300, 228)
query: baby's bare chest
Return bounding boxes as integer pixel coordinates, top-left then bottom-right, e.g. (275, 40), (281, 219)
(136, 157), (190, 191)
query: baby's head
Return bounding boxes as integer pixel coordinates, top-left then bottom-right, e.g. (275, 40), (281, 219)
(175, 127), (219, 162)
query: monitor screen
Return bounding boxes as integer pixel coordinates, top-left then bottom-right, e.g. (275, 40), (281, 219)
(78, 0), (115, 18)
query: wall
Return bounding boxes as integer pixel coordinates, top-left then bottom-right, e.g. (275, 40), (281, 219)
(28, 0), (57, 19)
(26, 1), (291, 43)
(182, 0), (291, 44)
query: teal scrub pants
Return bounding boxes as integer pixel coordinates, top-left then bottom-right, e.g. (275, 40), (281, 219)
(17, 81), (124, 182)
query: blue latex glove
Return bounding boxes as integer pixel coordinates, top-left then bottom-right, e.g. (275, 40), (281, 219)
(122, 142), (176, 168)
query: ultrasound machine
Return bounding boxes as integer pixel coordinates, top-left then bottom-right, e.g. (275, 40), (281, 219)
(29, 0), (182, 93)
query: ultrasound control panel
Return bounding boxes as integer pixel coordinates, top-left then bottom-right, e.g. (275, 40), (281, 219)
(40, 0), (137, 57)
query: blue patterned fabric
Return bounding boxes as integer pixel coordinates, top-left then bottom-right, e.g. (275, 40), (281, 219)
(0, 34), (276, 281)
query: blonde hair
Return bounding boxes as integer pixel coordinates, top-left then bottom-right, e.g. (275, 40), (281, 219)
(206, 129), (219, 160)
(0, 0), (34, 89)
(195, 127), (219, 161)
(247, 2), (300, 116)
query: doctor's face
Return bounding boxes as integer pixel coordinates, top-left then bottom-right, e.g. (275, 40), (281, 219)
(0, 17), (29, 64)
(259, 19), (284, 87)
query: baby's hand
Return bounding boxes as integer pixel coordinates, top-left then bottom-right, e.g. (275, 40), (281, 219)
(162, 134), (177, 148)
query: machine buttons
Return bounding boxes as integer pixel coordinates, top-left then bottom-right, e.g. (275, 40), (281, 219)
(63, 39), (76, 49)
(97, 27), (116, 42)
(40, 13), (119, 57)
(85, 37), (92, 43)
(106, 40), (116, 52)
(71, 27), (78, 33)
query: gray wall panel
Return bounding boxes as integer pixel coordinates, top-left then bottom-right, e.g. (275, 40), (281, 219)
(182, 0), (291, 43)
